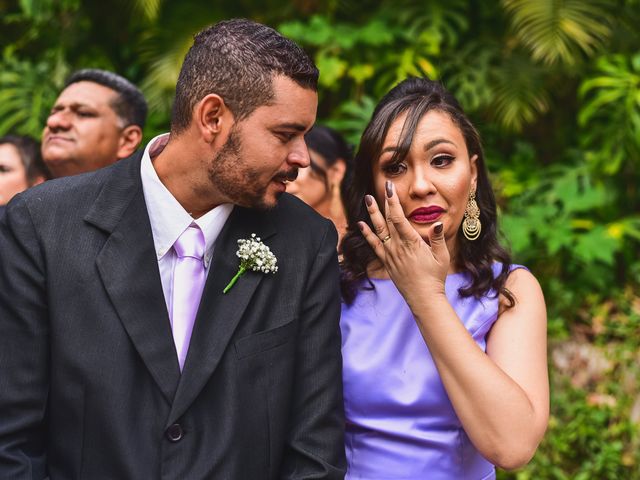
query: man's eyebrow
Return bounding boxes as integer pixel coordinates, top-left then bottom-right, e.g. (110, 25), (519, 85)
(51, 101), (95, 111)
(274, 123), (308, 132)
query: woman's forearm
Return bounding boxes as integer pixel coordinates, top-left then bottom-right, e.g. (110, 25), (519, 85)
(408, 292), (546, 469)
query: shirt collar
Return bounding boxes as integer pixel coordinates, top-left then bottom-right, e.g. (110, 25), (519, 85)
(141, 133), (234, 267)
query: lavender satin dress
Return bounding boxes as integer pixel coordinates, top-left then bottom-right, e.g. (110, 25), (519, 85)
(341, 263), (523, 479)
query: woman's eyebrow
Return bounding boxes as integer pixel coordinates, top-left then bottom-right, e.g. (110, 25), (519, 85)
(424, 138), (455, 151)
(380, 145), (398, 154)
(380, 138), (455, 155)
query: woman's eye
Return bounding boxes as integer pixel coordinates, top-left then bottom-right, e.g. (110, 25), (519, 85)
(381, 162), (407, 176)
(432, 155), (454, 167)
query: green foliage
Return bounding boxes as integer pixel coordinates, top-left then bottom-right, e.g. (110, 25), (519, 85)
(279, 0), (469, 114)
(579, 53), (640, 175)
(0, 53), (62, 137)
(441, 44), (495, 112)
(504, 386), (639, 479)
(502, 164), (617, 265)
(499, 288), (640, 479)
(498, 151), (640, 339)
(502, 0), (614, 65)
(491, 53), (550, 131)
(324, 96), (376, 148)
(132, 0), (162, 22)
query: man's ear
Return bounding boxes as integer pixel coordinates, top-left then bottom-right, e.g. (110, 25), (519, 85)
(116, 125), (143, 159)
(195, 94), (233, 143)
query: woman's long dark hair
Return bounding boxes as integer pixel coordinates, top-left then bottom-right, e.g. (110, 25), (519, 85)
(340, 77), (515, 307)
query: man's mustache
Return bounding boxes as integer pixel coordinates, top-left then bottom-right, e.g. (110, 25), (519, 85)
(274, 169), (298, 182)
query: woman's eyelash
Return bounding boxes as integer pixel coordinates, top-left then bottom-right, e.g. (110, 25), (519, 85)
(381, 162), (406, 175)
(432, 155), (454, 166)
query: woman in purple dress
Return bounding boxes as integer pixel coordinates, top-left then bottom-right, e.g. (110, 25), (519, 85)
(340, 78), (548, 479)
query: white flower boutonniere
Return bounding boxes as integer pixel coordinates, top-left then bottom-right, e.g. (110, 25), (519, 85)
(223, 233), (278, 294)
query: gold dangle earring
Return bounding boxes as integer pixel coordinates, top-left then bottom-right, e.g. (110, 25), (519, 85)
(462, 189), (481, 241)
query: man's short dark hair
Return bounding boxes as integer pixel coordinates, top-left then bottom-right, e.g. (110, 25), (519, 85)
(171, 18), (319, 133)
(65, 69), (148, 129)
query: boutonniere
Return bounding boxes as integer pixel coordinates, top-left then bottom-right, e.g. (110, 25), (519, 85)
(223, 233), (278, 293)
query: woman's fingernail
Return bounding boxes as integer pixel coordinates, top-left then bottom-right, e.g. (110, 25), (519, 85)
(358, 222), (365, 232)
(365, 195), (373, 207)
(434, 222), (443, 234)
(385, 181), (393, 198)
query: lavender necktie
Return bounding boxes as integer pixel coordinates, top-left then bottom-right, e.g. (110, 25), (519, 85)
(171, 224), (206, 371)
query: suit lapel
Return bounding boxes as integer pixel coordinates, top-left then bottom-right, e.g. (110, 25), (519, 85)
(168, 206), (275, 423)
(87, 154), (181, 404)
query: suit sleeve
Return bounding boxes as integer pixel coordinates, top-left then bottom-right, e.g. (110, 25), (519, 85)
(280, 220), (346, 479)
(0, 196), (50, 479)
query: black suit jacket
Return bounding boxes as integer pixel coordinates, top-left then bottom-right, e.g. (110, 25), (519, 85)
(0, 151), (346, 479)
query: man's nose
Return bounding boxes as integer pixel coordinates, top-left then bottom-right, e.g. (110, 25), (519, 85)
(287, 138), (311, 168)
(46, 110), (72, 131)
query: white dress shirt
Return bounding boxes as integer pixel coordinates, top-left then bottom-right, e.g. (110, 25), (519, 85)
(140, 133), (234, 315)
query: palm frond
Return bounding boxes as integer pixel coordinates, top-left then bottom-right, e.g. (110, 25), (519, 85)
(579, 53), (640, 174)
(502, 0), (614, 65)
(139, 32), (195, 122)
(491, 53), (549, 131)
(325, 96), (376, 147)
(131, 0), (163, 22)
(0, 54), (62, 137)
(441, 42), (499, 112)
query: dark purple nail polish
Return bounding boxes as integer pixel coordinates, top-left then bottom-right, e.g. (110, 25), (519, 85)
(385, 181), (393, 198)
(358, 222), (365, 232)
(434, 223), (443, 234)
(365, 195), (373, 207)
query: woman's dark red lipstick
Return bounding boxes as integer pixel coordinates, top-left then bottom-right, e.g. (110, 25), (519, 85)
(409, 206), (444, 223)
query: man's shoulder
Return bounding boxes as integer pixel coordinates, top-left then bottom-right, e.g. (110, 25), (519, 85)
(272, 193), (334, 232)
(264, 193), (339, 254)
(13, 154), (141, 217)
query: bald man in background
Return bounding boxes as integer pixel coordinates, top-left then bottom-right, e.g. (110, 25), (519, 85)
(42, 68), (147, 178)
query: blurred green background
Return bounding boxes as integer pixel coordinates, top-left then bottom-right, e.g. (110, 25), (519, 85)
(1, 0), (639, 477)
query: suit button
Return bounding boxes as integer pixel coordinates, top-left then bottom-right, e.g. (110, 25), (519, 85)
(166, 423), (183, 442)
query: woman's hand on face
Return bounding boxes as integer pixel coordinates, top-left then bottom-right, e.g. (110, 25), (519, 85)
(359, 180), (450, 297)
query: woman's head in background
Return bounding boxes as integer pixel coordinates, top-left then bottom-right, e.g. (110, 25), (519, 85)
(0, 134), (50, 206)
(288, 124), (353, 239)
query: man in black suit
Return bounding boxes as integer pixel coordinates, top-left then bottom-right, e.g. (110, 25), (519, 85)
(0, 19), (345, 479)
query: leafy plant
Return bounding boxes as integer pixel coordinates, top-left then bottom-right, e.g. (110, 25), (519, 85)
(0, 53), (62, 137)
(502, 0), (614, 65)
(579, 53), (640, 175)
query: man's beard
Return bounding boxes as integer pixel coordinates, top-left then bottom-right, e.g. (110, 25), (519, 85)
(208, 128), (298, 210)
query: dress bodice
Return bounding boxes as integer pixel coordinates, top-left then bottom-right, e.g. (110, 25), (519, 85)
(341, 263), (522, 480)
